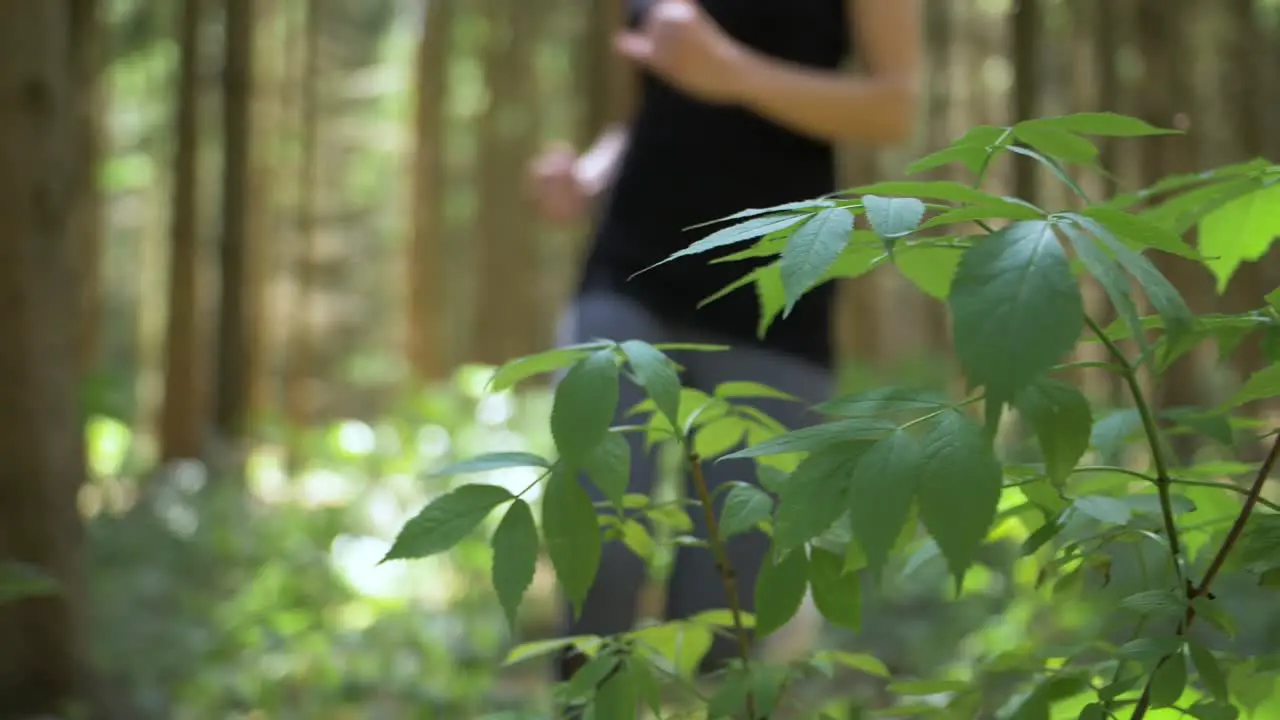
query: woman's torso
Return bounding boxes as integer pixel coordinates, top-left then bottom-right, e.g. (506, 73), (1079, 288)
(580, 0), (851, 367)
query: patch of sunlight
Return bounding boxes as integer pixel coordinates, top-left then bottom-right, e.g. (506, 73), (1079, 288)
(298, 468), (358, 508)
(476, 390), (515, 426)
(154, 491), (199, 538)
(415, 424), (452, 460)
(331, 533), (459, 609)
(333, 420), (377, 457)
(86, 414), (132, 478)
(365, 486), (414, 539)
(374, 422), (403, 457)
(481, 465), (545, 500)
(247, 451), (291, 504)
(455, 363), (498, 400)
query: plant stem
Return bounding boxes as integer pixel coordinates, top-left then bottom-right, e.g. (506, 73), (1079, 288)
(1128, 431), (1280, 720)
(687, 450), (757, 720)
(1084, 315), (1183, 582)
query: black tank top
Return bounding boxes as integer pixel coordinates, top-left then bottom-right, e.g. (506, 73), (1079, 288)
(579, 0), (850, 368)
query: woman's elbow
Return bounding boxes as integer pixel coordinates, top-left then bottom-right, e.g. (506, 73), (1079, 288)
(873, 84), (919, 145)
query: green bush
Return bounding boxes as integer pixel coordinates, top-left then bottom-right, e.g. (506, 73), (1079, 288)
(388, 113), (1280, 719)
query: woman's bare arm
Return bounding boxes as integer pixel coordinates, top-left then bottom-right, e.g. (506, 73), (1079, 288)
(728, 0), (921, 145)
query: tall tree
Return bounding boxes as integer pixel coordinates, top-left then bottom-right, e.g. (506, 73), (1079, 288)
(471, 0), (547, 365)
(0, 0), (98, 712)
(69, 0), (105, 379)
(214, 0), (256, 447)
(285, 0), (322, 434)
(159, 0), (208, 462)
(406, 0), (454, 382)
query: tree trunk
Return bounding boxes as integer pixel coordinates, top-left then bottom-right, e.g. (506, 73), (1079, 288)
(0, 0), (97, 713)
(284, 0), (321, 436)
(1010, 0), (1041, 201)
(159, 0), (208, 462)
(406, 0), (454, 383)
(214, 0), (255, 448)
(69, 0), (105, 380)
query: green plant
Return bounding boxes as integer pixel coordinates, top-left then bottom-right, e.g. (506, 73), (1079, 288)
(386, 112), (1280, 719)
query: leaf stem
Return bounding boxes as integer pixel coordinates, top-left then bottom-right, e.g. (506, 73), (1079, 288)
(686, 449), (758, 720)
(1084, 316), (1182, 582)
(1127, 430), (1280, 720)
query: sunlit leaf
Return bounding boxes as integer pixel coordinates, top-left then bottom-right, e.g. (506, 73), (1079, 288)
(552, 349), (620, 466)
(1199, 182), (1280, 292)
(384, 484), (513, 562)
(754, 544), (808, 637)
(492, 499), (539, 628)
(949, 220), (1084, 402)
(543, 467), (602, 617)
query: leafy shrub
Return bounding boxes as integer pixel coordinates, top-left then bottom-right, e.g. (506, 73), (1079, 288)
(392, 113), (1280, 719)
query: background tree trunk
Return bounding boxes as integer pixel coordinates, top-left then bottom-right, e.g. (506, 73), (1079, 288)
(214, 0), (255, 447)
(159, 0), (207, 462)
(0, 0), (97, 713)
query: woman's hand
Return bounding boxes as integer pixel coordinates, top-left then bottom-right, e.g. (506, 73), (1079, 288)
(527, 142), (591, 225)
(614, 0), (747, 105)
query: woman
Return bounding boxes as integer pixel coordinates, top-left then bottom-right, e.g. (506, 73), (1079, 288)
(528, 0), (922, 683)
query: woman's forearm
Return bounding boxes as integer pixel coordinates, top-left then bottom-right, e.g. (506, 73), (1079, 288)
(729, 51), (917, 145)
(574, 124), (631, 197)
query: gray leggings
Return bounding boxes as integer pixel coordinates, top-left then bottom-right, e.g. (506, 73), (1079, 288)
(554, 291), (832, 677)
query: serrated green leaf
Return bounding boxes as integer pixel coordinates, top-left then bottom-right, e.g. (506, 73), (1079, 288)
(1188, 640), (1229, 702)
(949, 220), (1084, 401)
(620, 340), (681, 429)
(1073, 214), (1194, 359)
(754, 261), (787, 338)
(1187, 701), (1240, 720)
(552, 349), (620, 466)
(489, 344), (607, 392)
(848, 430), (921, 577)
(1118, 636), (1182, 664)
(1014, 377), (1092, 484)
(584, 432), (630, 508)
(864, 194), (926, 245)
(894, 243), (962, 300)
(563, 653), (619, 702)
(780, 207), (856, 309)
(1080, 206), (1201, 259)
(714, 381), (798, 401)
(434, 451), (551, 477)
(492, 499), (538, 628)
(754, 544), (809, 637)
(1073, 495), (1132, 525)
(1149, 651), (1188, 708)
(384, 484), (513, 562)
(1077, 702), (1106, 720)
(720, 482), (774, 539)
(1119, 589), (1185, 617)
(854, 180), (1014, 206)
(813, 650), (890, 678)
(655, 213), (809, 270)
(1014, 120), (1100, 165)
(688, 199), (837, 230)
(543, 468), (602, 617)
(1199, 182), (1280, 293)
(593, 661), (639, 720)
(916, 413), (1003, 588)
(819, 387), (952, 418)
(774, 443), (871, 554)
(694, 416), (747, 459)
(619, 519), (656, 563)
(504, 635), (601, 666)
(1222, 363), (1280, 410)
(1037, 112), (1179, 137)
(809, 546), (861, 631)
(723, 417), (896, 460)
(906, 124), (1009, 175)
(706, 665), (752, 719)
(1061, 222), (1152, 371)
(630, 621), (713, 677)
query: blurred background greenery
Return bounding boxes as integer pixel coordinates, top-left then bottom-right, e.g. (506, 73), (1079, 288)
(6, 0), (1280, 717)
